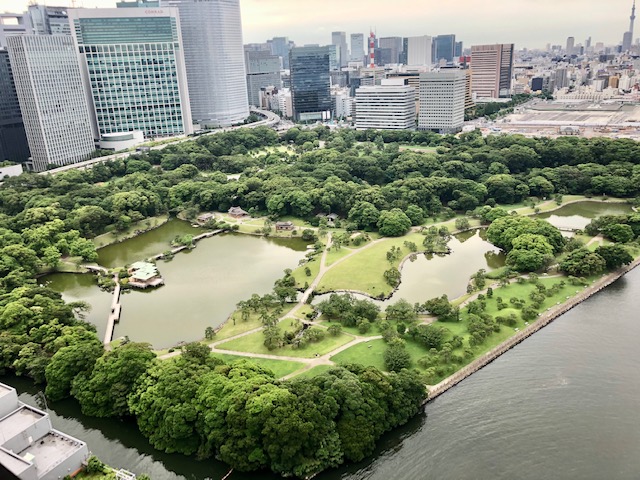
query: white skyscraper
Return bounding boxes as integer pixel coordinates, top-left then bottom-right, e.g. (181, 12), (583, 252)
(161, 0), (249, 127)
(406, 35), (432, 67)
(7, 35), (95, 171)
(355, 78), (416, 130)
(418, 70), (466, 134)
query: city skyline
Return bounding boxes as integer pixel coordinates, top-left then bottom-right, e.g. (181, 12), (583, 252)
(0, 0), (634, 50)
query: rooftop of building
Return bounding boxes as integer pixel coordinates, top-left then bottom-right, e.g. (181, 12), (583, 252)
(0, 405), (46, 443)
(0, 448), (32, 476)
(0, 383), (14, 399)
(19, 430), (85, 477)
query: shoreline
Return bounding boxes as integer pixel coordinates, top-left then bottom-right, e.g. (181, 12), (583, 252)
(424, 255), (640, 404)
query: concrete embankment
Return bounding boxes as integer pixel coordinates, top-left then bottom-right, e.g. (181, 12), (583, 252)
(425, 257), (640, 404)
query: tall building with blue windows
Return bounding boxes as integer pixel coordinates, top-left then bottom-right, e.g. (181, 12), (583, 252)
(0, 48), (30, 163)
(289, 45), (332, 122)
(433, 34), (456, 63)
(69, 7), (193, 139)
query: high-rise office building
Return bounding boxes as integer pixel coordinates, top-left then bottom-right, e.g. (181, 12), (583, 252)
(406, 35), (432, 66)
(0, 49), (30, 162)
(470, 43), (514, 98)
(418, 70), (466, 134)
(433, 34), (456, 63)
(454, 41), (463, 58)
(0, 13), (30, 49)
(622, 1), (636, 51)
(566, 36), (575, 55)
(7, 35), (95, 171)
(554, 68), (568, 90)
(161, 0), (249, 127)
(26, 5), (70, 35)
(355, 78), (415, 130)
(331, 31), (349, 68)
(378, 36), (403, 64)
(69, 8), (193, 139)
(245, 49), (282, 106)
(270, 36), (292, 69)
(350, 33), (365, 62)
(290, 45), (331, 121)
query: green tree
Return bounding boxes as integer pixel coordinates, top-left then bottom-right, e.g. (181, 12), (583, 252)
(45, 339), (103, 401)
(377, 209), (412, 237)
(384, 340), (411, 372)
(560, 248), (606, 277)
(595, 244), (634, 270)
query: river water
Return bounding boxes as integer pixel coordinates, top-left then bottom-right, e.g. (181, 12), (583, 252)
(6, 268), (640, 480)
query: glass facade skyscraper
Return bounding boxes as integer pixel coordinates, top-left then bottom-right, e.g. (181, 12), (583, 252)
(0, 49), (30, 162)
(69, 8), (192, 138)
(161, 0), (249, 127)
(433, 34), (456, 63)
(290, 45), (331, 122)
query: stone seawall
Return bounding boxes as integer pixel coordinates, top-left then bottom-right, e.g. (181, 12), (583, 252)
(425, 257), (640, 404)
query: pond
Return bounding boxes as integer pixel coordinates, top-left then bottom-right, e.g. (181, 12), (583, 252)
(40, 273), (112, 340)
(314, 230), (505, 307)
(97, 218), (202, 268)
(537, 201), (633, 231)
(115, 232), (307, 348)
(45, 225), (308, 349)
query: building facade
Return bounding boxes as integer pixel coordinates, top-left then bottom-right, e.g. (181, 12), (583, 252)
(433, 34), (456, 63)
(0, 49), (30, 163)
(270, 36), (291, 68)
(0, 13), (30, 49)
(26, 5), (70, 36)
(470, 43), (514, 99)
(290, 45), (332, 121)
(406, 35), (432, 66)
(245, 49), (282, 106)
(69, 7), (193, 139)
(355, 79), (416, 130)
(418, 70), (466, 134)
(7, 35), (95, 172)
(161, 0), (249, 127)
(331, 31), (349, 68)
(378, 36), (403, 65)
(350, 33), (365, 63)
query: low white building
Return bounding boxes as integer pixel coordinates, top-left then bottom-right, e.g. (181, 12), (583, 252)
(355, 78), (416, 130)
(333, 89), (354, 119)
(98, 131), (144, 152)
(0, 382), (89, 480)
(418, 70), (466, 134)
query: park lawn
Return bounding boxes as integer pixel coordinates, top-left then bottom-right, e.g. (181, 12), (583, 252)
(92, 214), (169, 248)
(293, 304), (315, 320)
(210, 353), (305, 378)
(216, 319), (355, 358)
(316, 232), (425, 296)
(290, 364), (335, 379)
(318, 319), (381, 337)
(331, 338), (386, 370)
(277, 216), (313, 228)
(325, 246), (354, 266)
(399, 144), (439, 153)
(213, 304), (296, 342)
(291, 257), (321, 288)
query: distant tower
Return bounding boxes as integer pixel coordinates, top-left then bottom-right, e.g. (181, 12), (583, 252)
(369, 31), (376, 68)
(623, 0), (636, 51)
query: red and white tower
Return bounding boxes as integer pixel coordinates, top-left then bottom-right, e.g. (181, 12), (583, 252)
(369, 31), (376, 68)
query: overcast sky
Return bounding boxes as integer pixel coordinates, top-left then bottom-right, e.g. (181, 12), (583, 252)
(0, 0), (634, 49)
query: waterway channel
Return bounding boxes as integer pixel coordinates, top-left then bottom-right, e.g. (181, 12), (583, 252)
(6, 262), (640, 479)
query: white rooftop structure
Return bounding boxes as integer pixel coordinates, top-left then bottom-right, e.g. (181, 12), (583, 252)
(0, 382), (89, 480)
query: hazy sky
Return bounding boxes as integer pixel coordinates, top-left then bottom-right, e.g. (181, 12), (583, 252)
(0, 0), (634, 49)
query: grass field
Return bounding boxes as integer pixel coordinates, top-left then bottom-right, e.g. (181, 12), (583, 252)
(212, 303), (296, 342)
(291, 256), (321, 288)
(316, 232), (425, 296)
(92, 214), (169, 248)
(210, 353), (304, 378)
(216, 318), (355, 358)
